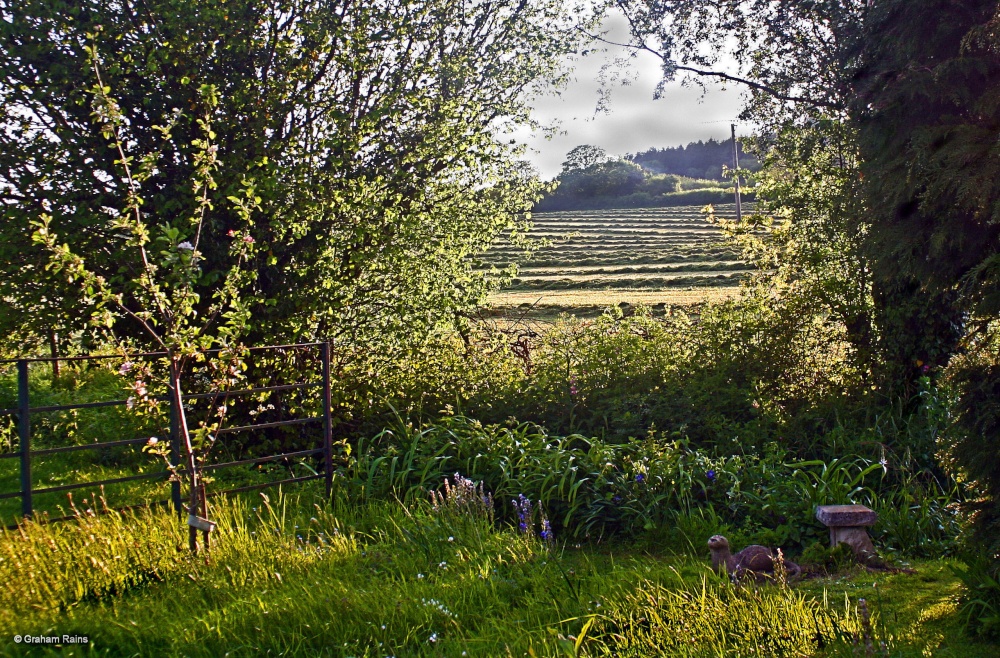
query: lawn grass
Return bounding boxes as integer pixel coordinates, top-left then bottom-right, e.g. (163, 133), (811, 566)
(1, 487), (993, 657)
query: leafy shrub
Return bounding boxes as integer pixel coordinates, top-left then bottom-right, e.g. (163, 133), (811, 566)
(800, 541), (857, 575)
(872, 468), (963, 558)
(342, 415), (727, 538)
(954, 552), (1000, 640)
(339, 414), (960, 558)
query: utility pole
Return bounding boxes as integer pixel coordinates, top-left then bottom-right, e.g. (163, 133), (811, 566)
(731, 123), (743, 222)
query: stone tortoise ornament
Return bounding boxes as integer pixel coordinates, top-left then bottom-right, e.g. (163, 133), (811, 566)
(707, 535), (801, 582)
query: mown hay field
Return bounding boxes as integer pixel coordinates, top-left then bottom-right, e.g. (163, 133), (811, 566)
(484, 204), (746, 318)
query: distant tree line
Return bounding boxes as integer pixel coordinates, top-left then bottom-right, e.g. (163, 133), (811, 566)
(535, 143), (753, 211)
(628, 138), (761, 180)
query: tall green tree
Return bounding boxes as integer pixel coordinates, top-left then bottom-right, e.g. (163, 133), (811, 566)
(848, 0), (1000, 568)
(561, 144), (611, 171)
(0, 0), (583, 364)
(554, 153), (644, 198)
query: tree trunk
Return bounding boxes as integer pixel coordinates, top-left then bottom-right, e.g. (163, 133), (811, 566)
(169, 358), (203, 554)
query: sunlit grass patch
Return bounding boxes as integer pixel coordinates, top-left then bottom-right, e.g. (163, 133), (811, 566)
(0, 488), (994, 657)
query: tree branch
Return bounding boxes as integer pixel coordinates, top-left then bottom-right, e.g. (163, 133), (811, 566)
(586, 29), (843, 111)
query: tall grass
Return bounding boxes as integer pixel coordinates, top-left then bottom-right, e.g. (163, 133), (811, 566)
(587, 575), (867, 657)
(0, 487), (903, 657)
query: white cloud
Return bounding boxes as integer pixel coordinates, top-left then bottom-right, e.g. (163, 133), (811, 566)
(514, 12), (746, 179)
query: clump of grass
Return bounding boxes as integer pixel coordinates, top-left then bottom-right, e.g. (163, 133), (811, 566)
(0, 487), (356, 630)
(586, 572), (867, 657)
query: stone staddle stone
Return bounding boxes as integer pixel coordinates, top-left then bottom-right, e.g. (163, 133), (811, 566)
(816, 505), (878, 559)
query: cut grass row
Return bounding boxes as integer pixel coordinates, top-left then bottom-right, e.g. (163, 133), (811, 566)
(495, 261), (749, 276)
(482, 247), (736, 261)
(506, 274), (746, 291)
(490, 249), (742, 265)
(529, 208), (724, 219)
(487, 287), (740, 313)
(524, 225), (718, 234)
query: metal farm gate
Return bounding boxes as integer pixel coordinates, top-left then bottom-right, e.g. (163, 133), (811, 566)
(0, 342), (333, 526)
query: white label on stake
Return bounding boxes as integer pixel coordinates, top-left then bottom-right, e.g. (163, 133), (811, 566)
(187, 514), (216, 532)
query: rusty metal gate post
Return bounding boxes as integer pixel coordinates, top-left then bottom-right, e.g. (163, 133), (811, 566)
(169, 361), (183, 516)
(322, 342), (333, 496)
(17, 360), (31, 518)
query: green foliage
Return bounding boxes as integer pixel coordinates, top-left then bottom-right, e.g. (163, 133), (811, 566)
(800, 541), (857, 575)
(873, 468), (964, 559)
(561, 144), (611, 171)
(536, 159), (749, 212)
(848, 3), (1000, 616)
(341, 414), (722, 538)
(336, 412), (958, 558)
(537, 141), (754, 211)
(536, 186), (746, 211)
(0, 0), (583, 358)
(366, 302), (940, 458)
(0, 363), (158, 452)
(954, 552), (1000, 640)
(853, 1), (1000, 310)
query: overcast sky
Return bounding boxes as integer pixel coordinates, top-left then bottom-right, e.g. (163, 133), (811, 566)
(512, 14), (746, 180)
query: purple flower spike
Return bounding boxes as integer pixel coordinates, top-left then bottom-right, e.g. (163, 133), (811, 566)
(706, 470), (716, 481)
(513, 494), (533, 536)
(635, 474), (645, 483)
(540, 516), (553, 542)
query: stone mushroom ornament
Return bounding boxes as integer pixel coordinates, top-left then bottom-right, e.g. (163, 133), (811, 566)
(707, 535), (801, 582)
(815, 504), (878, 562)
